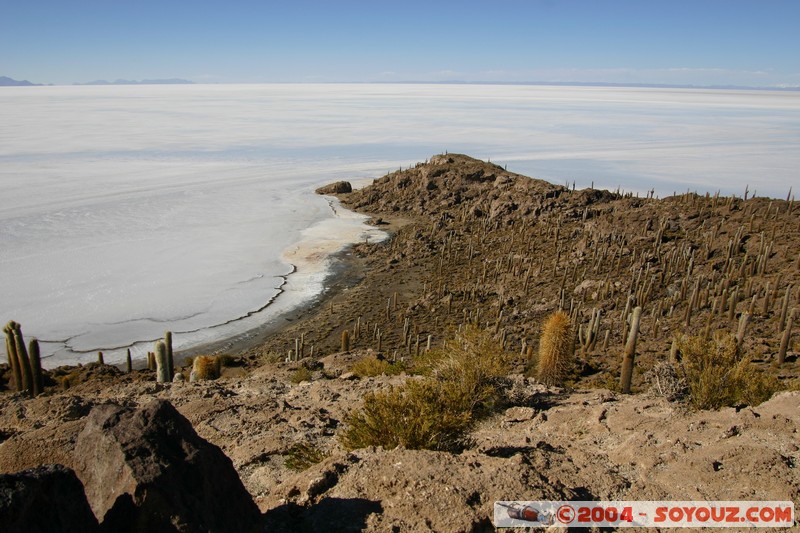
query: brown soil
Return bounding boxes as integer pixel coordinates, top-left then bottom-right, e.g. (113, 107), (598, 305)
(2, 153), (799, 530)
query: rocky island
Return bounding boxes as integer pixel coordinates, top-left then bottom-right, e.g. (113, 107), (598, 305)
(1, 154), (798, 531)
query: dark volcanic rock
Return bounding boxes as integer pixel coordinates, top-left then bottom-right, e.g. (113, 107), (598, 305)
(0, 464), (99, 533)
(73, 399), (260, 533)
(315, 181), (353, 194)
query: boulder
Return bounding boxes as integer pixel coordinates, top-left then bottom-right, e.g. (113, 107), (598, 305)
(315, 181), (352, 195)
(73, 399), (260, 532)
(0, 464), (99, 533)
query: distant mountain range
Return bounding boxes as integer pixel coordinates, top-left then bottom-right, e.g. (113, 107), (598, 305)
(390, 80), (800, 91)
(78, 78), (194, 86)
(2, 74), (797, 91)
(0, 75), (193, 87)
(0, 76), (43, 86)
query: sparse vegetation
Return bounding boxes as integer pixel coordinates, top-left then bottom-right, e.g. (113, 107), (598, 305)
(644, 361), (688, 401)
(340, 327), (512, 452)
(284, 442), (328, 471)
(676, 333), (781, 409)
(339, 379), (473, 452)
(350, 356), (405, 378)
(290, 366), (312, 384)
(412, 326), (513, 415)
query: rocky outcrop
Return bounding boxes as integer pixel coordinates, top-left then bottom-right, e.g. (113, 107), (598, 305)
(315, 181), (353, 195)
(73, 399), (261, 532)
(334, 154), (630, 226)
(0, 464), (99, 533)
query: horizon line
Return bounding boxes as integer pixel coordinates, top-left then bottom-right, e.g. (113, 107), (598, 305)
(4, 75), (800, 92)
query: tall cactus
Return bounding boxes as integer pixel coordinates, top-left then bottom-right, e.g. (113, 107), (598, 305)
(778, 309), (795, 365)
(29, 339), (43, 397)
(155, 341), (170, 383)
(12, 323), (34, 396)
(341, 330), (351, 352)
(164, 331), (174, 381)
(620, 306), (643, 394)
(537, 310), (574, 386)
(3, 323), (21, 392)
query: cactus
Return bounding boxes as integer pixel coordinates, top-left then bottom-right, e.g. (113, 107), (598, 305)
(97, 352), (104, 365)
(126, 349), (132, 373)
(537, 310), (574, 386)
(735, 312), (751, 352)
(778, 309), (795, 365)
(29, 339), (43, 397)
(155, 341), (170, 383)
(620, 306), (643, 394)
(341, 330), (351, 352)
(579, 308), (601, 354)
(12, 323), (34, 396)
(3, 323), (21, 392)
(778, 285), (792, 333)
(164, 331), (174, 381)
(669, 337), (679, 363)
(191, 355), (220, 381)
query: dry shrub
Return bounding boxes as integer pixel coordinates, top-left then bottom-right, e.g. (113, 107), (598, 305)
(677, 333), (780, 410)
(340, 327), (511, 452)
(290, 366), (312, 384)
(284, 442), (328, 471)
(413, 326), (512, 415)
(262, 351), (284, 364)
(339, 379), (473, 452)
(350, 356), (405, 378)
(644, 361), (688, 402)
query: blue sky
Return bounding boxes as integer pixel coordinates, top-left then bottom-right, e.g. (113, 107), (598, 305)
(2, 0), (799, 86)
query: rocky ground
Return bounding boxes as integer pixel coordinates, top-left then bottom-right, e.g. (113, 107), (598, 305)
(1, 357), (797, 531)
(2, 154), (799, 531)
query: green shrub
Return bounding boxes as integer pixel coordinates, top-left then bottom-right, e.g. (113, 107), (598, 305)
(350, 356), (405, 377)
(350, 356), (389, 377)
(415, 326), (512, 415)
(339, 379), (473, 452)
(284, 442), (327, 471)
(340, 327), (511, 452)
(262, 351), (284, 364)
(677, 333), (780, 410)
(290, 366), (312, 384)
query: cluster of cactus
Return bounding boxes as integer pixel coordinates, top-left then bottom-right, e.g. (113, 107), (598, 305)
(286, 165), (798, 393)
(3, 321), (44, 397)
(153, 330), (174, 383)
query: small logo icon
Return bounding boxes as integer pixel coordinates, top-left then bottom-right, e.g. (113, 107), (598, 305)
(498, 502), (554, 525)
(557, 504), (576, 524)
